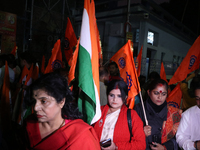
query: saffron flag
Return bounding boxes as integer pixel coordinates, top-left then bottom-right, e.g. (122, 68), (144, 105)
(78, 0), (101, 125)
(68, 39), (79, 86)
(44, 39), (63, 74)
(0, 61), (11, 130)
(135, 45), (143, 77)
(92, 4), (102, 65)
(10, 43), (17, 56)
(41, 55), (45, 74)
(169, 36), (200, 85)
(110, 40), (141, 109)
(160, 62), (168, 83)
(64, 17), (77, 65)
(32, 63), (39, 81)
(166, 83), (182, 108)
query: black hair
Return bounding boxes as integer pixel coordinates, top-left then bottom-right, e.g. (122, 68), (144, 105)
(106, 80), (128, 103)
(190, 76), (200, 90)
(30, 73), (82, 120)
(19, 51), (35, 65)
(148, 71), (160, 80)
(108, 61), (118, 68)
(148, 79), (168, 92)
(99, 66), (109, 77)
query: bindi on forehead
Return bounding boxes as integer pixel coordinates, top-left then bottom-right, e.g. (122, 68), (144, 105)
(159, 90), (162, 93)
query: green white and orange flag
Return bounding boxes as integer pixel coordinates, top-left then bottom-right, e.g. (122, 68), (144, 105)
(78, 0), (101, 125)
(110, 40), (141, 109)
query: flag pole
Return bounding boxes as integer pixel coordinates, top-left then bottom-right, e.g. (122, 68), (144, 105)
(139, 91), (148, 125)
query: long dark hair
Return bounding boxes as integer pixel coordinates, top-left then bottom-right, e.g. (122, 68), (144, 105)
(30, 73), (82, 120)
(106, 80), (128, 103)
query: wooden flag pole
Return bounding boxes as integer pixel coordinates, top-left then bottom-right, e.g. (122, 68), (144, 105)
(139, 91), (148, 125)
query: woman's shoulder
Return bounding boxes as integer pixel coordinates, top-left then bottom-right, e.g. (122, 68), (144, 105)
(63, 119), (94, 133)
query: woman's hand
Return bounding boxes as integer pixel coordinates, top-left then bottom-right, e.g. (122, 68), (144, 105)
(144, 125), (151, 137)
(150, 142), (165, 150)
(101, 141), (118, 150)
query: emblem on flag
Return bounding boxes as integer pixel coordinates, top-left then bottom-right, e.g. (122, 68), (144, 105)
(188, 55), (197, 69)
(126, 72), (132, 92)
(167, 101), (179, 108)
(118, 57), (126, 69)
(51, 59), (62, 71)
(135, 60), (138, 69)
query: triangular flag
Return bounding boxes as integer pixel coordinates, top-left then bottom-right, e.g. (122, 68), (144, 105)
(78, 0), (101, 125)
(0, 61), (11, 130)
(64, 17), (77, 65)
(166, 83), (182, 108)
(10, 43), (17, 56)
(160, 62), (168, 83)
(44, 39), (63, 74)
(169, 36), (200, 85)
(135, 45), (143, 77)
(30, 63), (39, 81)
(110, 40), (141, 109)
(68, 39), (80, 86)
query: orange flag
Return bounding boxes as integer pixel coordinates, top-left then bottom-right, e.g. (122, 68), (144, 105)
(64, 17), (77, 65)
(44, 39), (63, 74)
(41, 55), (45, 74)
(32, 63), (39, 81)
(166, 83), (182, 108)
(10, 43), (17, 56)
(91, 2), (102, 64)
(110, 40), (141, 109)
(0, 61), (11, 130)
(160, 62), (168, 83)
(135, 45), (143, 77)
(68, 39), (80, 86)
(169, 36), (200, 85)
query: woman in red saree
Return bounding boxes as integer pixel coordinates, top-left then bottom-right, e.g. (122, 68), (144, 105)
(23, 73), (100, 149)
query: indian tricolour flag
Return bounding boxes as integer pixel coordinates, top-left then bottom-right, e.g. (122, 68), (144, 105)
(78, 0), (101, 125)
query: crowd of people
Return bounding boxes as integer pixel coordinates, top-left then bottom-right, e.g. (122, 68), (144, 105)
(0, 51), (200, 150)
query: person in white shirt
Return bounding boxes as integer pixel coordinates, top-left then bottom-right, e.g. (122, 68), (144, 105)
(176, 80), (200, 150)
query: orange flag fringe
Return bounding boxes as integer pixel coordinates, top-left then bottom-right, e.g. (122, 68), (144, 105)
(44, 39), (63, 74)
(64, 17), (77, 65)
(68, 39), (80, 86)
(0, 61), (11, 130)
(110, 40), (141, 109)
(160, 62), (168, 83)
(135, 45), (143, 77)
(169, 36), (200, 85)
(166, 83), (182, 108)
